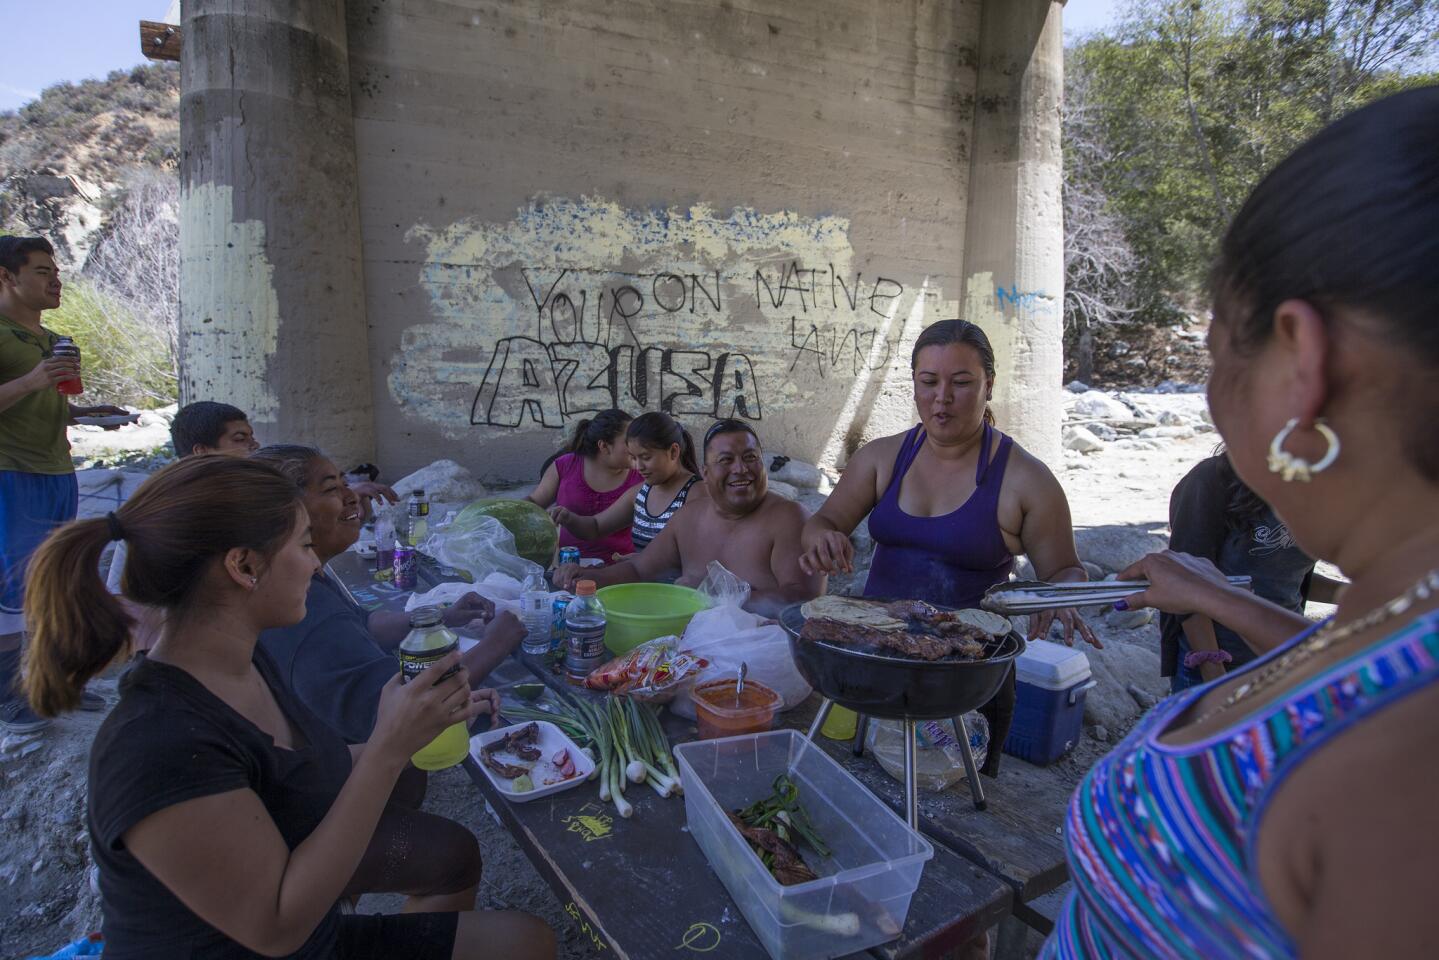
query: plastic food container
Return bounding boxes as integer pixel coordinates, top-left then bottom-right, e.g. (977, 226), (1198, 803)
(1002, 639), (1095, 764)
(595, 583), (707, 653)
(675, 730), (933, 960)
(691, 678), (780, 740)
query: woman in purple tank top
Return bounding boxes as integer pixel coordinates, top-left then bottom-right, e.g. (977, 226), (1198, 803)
(800, 319), (1099, 773)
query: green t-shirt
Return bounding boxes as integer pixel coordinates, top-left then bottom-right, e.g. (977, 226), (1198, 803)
(0, 314), (73, 474)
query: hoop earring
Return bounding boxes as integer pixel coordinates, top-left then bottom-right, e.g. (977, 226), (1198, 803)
(1267, 417), (1340, 482)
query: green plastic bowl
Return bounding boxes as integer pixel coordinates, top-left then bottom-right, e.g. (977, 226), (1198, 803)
(596, 583), (708, 654)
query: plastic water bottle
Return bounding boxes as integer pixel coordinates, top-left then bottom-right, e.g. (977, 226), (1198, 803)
(374, 515), (396, 577)
(519, 577), (552, 656)
(563, 580), (607, 684)
(406, 489), (430, 546)
(433, 510), (459, 576)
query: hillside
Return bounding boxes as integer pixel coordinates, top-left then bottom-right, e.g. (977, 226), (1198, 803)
(0, 63), (179, 266)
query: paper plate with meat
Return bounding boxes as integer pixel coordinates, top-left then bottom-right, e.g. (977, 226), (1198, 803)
(470, 720), (595, 802)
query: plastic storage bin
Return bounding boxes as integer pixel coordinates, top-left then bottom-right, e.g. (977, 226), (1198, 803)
(675, 730), (933, 960)
(1003, 639), (1095, 764)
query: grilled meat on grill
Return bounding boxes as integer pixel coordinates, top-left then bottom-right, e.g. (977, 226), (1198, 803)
(800, 616), (987, 661)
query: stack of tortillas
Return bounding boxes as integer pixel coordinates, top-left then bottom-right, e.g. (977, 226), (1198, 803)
(799, 596), (906, 631)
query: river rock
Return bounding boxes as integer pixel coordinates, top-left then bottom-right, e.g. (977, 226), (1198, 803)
(766, 479), (801, 501)
(1065, 380), (1092, 394)
(770, 458), (823, 491)
(1138, 425), (1195, 440)
(1069, 391), (1133, 421)
(1063, 425), (1106, 454)
(392, 459), (487, 504)
(1075, 525), (1169, 575)
(1106, 607), (1156, 630)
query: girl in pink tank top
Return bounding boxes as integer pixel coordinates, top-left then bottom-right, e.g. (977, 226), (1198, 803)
(526, 410), (643, 561)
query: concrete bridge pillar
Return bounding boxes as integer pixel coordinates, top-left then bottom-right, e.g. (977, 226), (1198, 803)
(964, 0), (1066, 467)
(178, 0), (375, 466)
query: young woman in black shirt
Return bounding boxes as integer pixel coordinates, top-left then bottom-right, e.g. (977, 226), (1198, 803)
(19, 456), (556, 960)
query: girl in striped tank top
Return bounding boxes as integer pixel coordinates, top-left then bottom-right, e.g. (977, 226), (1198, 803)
(550, 413), (704, 554)
(1046, 89), (1439, 959)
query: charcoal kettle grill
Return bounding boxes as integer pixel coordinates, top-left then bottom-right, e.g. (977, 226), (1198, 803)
(779, 603), (1025, 830)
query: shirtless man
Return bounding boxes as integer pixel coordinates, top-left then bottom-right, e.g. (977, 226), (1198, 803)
(554, 419), (824, 617)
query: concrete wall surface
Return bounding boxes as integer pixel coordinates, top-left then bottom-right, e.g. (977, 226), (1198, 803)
(347, 0), (988, 482)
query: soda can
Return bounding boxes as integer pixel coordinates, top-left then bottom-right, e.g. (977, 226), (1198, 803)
(550, 594), (573, 651)
(558, 546), (580, 568)
(393, 542), (418, 590)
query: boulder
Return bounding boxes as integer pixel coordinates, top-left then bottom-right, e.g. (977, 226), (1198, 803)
(392, 460), (486, 505)
(1106, 607), (1156, 630)
(1087, 422), (1119, 442)
(1138, 425), (1195, 440)
(1063, 425), (1106, 454)
(766, 479), (801, 501)
(1112, 438), (1161, 452)
(1156, 410), (1187, 427)
(1080, 636), (1169, 731)
(770, 458), (823, 491)
(1069, 390), (1134, 421)
(1074, 525), (1169, 575)
(1065, 380), (1092, 394)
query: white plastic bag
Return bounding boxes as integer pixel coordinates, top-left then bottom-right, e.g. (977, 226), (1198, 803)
(424, 515), (544, 585)
(672, 562), (812, 717)
(695, 560), (751, 610)
(864, 713), (990, 791)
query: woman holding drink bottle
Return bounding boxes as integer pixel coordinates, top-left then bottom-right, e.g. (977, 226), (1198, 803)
(18, 456), (555, 959)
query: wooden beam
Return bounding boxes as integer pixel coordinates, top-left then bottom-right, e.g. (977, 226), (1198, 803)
(140, 20), (181, 63)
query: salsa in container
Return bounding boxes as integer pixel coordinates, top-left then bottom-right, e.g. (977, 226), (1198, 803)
(692, 678), (780, 740)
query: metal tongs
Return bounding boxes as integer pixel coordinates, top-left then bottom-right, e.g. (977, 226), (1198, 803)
(981, 576), (1252, 615)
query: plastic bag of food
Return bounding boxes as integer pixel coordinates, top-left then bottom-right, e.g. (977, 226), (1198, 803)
(583, 636), (708, 702)
(864, 713), (990, 792)
(425, 515), (545, 585)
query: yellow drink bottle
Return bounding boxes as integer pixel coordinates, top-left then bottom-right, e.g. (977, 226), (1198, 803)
(398, 606), (469, 770)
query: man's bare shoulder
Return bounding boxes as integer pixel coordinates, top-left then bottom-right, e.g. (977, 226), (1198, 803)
(757, 492), (810, 525)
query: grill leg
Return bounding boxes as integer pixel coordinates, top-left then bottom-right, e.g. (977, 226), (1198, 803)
(851, 713), (870, 757)
(902, 718), (919, 831)
(954, 714), (988, 811)
(805, 698), (834, 742)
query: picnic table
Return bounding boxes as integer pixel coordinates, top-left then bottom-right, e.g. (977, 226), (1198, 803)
(326, 552), (1066, 958)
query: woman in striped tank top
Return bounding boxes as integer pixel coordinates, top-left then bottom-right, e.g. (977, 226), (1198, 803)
(550, 413), (704, 555)
(1046, 88), (1439, 959)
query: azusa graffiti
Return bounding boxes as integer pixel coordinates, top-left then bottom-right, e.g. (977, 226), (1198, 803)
(471, 337), (761, 428)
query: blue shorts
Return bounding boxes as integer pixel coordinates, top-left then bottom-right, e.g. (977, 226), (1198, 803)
(0, 471), (78, 634)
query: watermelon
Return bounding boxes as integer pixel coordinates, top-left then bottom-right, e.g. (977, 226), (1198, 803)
(453, 498), (558, 567)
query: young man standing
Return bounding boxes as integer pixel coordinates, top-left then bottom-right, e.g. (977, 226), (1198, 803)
(0, 236), (130, 733)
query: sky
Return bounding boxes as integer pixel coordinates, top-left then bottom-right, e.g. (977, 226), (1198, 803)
(0, 0), (1123, 114)
(0, 1), (175, 113)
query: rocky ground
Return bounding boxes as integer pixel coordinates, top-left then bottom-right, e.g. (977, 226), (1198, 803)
(3, 389), (1336, 959)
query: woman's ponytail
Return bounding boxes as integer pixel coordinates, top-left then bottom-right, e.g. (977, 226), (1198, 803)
(22, 519), (134, 717)
(678, 428), (699, 475)
(565, 418), (593, 455)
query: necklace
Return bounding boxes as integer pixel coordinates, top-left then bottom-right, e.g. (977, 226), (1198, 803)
(1190, 568), (1439, 725)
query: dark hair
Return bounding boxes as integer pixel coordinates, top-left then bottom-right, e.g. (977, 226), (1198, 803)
(1210, 86), (1439, 480)
(564, 409), (632, 459)
(627, 412), (699, 474)
(21, 457), (303, 716)
(0, 236), (56, 277)
(910, 319), (997, 426)
(251, 444), (327, 488)
(702, 418), (760, 460)
(1214, 448), (1268, 532)
(169, 401), (250, 456)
